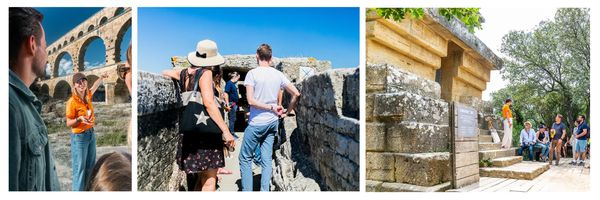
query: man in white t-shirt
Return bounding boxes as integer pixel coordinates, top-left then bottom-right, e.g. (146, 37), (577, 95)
(239, 44), (301, 191)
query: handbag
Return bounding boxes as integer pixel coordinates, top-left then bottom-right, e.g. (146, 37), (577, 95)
(178, 69), (224, 135)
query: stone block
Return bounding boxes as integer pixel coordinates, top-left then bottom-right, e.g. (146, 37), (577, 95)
(386, 121), (449, 153)
(394, 152), (452, 186)
(366, 122), (386, 151)
(373, 92), (449, 124)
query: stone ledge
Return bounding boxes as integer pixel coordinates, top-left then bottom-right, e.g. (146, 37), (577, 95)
(373, 92), (449, 125)
(491, 156), (523, 167)
(480, 162), (550, 180)
(479, 148), (518, 160)
(378, 181), (452, 192)
(367, 63), (441, 99)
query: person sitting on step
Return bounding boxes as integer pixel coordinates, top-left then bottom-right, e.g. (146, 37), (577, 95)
(518, 121), (536, 161)
(535, 124), (550, 162)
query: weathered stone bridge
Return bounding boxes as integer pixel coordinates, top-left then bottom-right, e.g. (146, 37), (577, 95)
(35, 7), (131, 104)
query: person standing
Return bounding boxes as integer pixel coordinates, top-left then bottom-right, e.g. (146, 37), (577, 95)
(573, 115), (590, 166)
(162, 39), (236, 191)
(9, 7), (60, 191)
(548, 114), (567, 166)
(239, 44), (301, 191)
(225, 71), (241, 139)
(569, 120), (579, 165)
(66, 72), (107, 191)
(501, 99), (514, 149)
(518, 121), (536, 161)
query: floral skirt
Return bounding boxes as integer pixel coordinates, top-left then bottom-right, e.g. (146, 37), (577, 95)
(176, 133), (225, 174)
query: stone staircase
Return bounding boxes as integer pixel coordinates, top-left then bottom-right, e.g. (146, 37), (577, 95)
(478, 128), (550, 180)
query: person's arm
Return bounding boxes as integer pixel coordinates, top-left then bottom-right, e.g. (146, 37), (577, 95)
(561, 127), (567, 140)
(65, 101), (89, 127)
(199, 71), (235, 147)
(278, 89), (283, 106)
(282, 83), (300, 116)
(90, 74), (108, 97)
(577, 128), (588, 139)
(162, 69), (183, 80)
(246, 86), (279, 112)
(8, 104), (21, 190)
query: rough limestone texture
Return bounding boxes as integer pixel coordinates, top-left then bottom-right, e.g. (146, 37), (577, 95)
(137, 71), (186, 191)
(289, 68), (360, 191)
(271, 116), (322, 191)
(366, 63), (451, 191)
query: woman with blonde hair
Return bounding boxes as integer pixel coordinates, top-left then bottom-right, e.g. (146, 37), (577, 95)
(66, 71), (107, 191)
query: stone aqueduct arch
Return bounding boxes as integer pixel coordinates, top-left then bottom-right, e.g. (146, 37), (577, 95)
(39, 7), (131, 104)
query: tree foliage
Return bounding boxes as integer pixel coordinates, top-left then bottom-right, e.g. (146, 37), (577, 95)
(492, 8), (590, 136)
(372, 8), (482, 33)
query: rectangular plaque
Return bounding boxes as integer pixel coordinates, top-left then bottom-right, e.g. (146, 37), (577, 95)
(456, 103), (478, 139)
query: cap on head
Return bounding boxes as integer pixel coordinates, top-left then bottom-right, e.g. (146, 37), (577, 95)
(72, 72), (87, 84)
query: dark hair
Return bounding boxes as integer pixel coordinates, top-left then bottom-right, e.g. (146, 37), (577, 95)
(228, 71), (238, 79)
(579, 114), (586, 120)
(256, 43), (272, 61)
(87, 151), (132, 191)
(9, 7), (44, 68)
(505, 99), (512, 104)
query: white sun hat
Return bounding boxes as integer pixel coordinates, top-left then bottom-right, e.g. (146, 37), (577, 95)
(187, 39), (225, 67)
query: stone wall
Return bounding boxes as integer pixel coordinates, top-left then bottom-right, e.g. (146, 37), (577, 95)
(275, 68), (360, 191)
(137, 71), (186, 191)
(366, 63), (452, 192)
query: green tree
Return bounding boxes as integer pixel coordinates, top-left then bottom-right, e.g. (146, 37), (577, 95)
(371, 8), (482, 33)
(493, 8), (590, 138)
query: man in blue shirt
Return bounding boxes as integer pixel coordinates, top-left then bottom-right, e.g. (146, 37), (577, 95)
(549, 114), (567, 166)
(573, 115), (589, 166)
(225, 71), (240, 139)
(518, 121), (537, 161)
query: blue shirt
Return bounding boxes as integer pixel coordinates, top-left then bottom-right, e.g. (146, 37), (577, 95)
(577, 122), (590, 140)
(224, 80), (239, 103)
(520, 128), (536, 145)
(551, 122), (566, 140)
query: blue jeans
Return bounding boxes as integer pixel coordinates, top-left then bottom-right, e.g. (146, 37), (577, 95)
(518, 143), (535, 160)
(239, 120), (278, 191)
(535, 142), (549, 158)
(70, 128), (96, 191)
(228, 104), (238, 134)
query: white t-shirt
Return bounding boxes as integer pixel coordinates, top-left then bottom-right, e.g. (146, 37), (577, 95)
(244, 66), (291, 126)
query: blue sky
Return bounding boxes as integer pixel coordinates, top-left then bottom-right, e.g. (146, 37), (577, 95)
(36, 7), (131, 76)
(139, 7), (359, 73)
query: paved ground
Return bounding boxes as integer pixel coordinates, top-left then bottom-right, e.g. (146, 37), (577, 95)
(216, 131), (263, 191)
(453, 159), (590, 192)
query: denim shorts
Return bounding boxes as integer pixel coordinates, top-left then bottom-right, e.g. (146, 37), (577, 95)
(576, 139), (588, 153)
